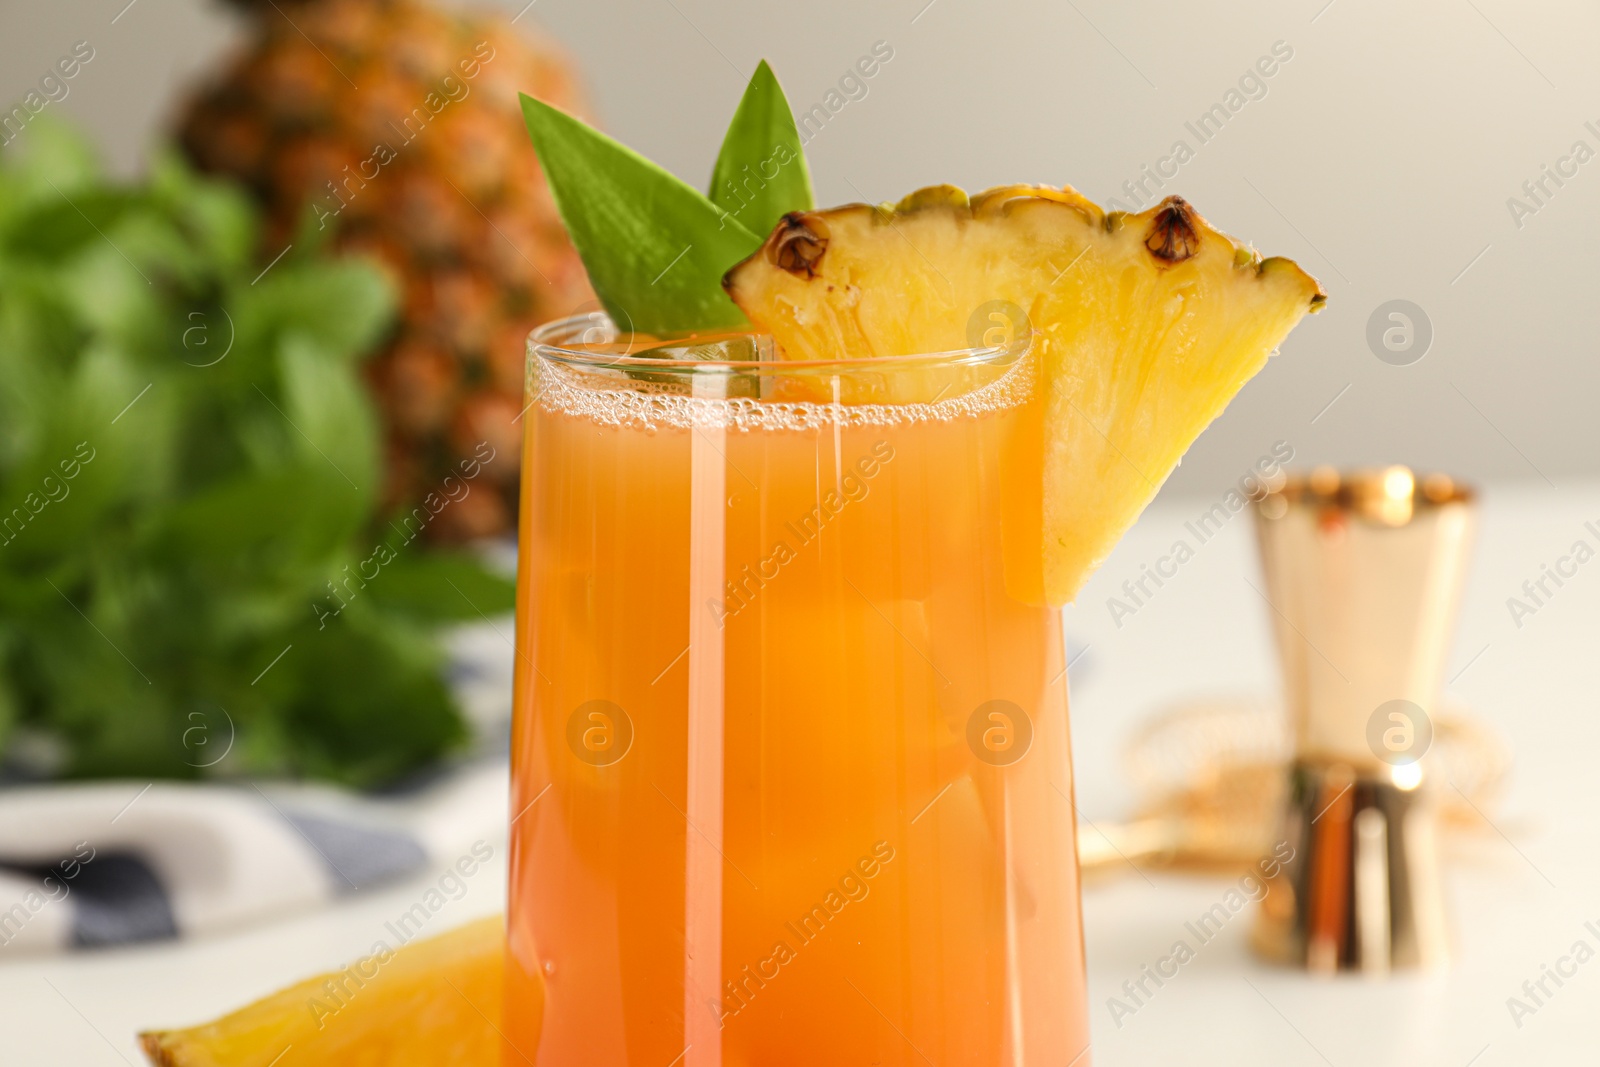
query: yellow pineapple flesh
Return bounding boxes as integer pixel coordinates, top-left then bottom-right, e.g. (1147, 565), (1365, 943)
(723, 185), (1325, 604)
(138, 916), (518, 1067)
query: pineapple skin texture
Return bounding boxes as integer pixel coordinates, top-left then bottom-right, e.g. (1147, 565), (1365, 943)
(724, 185), (1326, 605)
(138, 916), (520, 1067)
(178, 0), (595, 540)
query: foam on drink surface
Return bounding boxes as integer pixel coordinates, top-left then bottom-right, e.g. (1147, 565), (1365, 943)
(531, 345), (1036, 433)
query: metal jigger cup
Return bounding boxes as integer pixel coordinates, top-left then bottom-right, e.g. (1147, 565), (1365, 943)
(1250, 466), (1476, 974)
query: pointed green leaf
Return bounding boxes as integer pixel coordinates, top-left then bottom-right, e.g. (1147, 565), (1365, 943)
(709, 60), (813, 238)
(364, 551), (516, 621)
(521, 94), (759, 335)
(276, 334), (379, 512)
(239, 258), (397, 361)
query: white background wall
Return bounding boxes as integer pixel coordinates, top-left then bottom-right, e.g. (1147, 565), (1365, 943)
(4, 0), (1596, 497)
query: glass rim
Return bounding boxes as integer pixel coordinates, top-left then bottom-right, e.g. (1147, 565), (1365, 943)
(529, 312), (1032, 375)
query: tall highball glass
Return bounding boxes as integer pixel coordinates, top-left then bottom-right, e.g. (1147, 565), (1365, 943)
(506, 314), (1090, 1066)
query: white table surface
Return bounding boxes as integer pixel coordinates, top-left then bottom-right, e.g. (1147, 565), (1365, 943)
(1, 481), (1592, 1066)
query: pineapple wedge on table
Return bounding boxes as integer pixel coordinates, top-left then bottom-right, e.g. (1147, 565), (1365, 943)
(723, 185), (1326, 605)
(139, 918), (519, 1066)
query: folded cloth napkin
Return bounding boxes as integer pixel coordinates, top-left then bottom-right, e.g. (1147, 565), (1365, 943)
(0, 761), (508, 955)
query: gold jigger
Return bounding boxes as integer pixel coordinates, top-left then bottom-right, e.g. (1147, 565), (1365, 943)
(1250, 466), (1475, 974)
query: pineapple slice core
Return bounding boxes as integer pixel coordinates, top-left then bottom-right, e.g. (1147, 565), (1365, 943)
(723, 184), (1325, 605)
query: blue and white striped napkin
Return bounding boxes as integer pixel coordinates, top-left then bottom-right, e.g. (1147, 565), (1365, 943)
(0, 622), (513, 955)
(0, 761), (508, 955)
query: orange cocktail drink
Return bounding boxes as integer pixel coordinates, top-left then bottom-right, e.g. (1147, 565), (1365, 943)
(507, 315), (1090, 1066)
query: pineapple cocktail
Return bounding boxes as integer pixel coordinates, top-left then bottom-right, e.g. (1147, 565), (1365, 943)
(508, 62), (1323, 1067)
(508, 322), (1086, 1065)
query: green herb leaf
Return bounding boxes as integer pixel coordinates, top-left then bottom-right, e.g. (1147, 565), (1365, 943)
(238, 258), (397, 362)
(709, 60), (813, 239)
(0, 131), (513, 786)
(276, 334), (380, 509)
(520, 94), (759, 335)
(364, 551), (516, 621)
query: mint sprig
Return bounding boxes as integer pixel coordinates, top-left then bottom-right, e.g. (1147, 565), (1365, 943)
(521, 61), (812, 336)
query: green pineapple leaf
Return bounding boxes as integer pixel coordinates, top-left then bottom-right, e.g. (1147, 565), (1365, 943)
(520, 94), (759, 335)
(709, 60), (813, 239)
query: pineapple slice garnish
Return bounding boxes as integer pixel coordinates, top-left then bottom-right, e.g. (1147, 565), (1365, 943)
(139, 917), (516, 1067)
(723, 185), (1325, 605)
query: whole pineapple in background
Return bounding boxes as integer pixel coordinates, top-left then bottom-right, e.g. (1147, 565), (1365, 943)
(177, 0), (594, 540)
